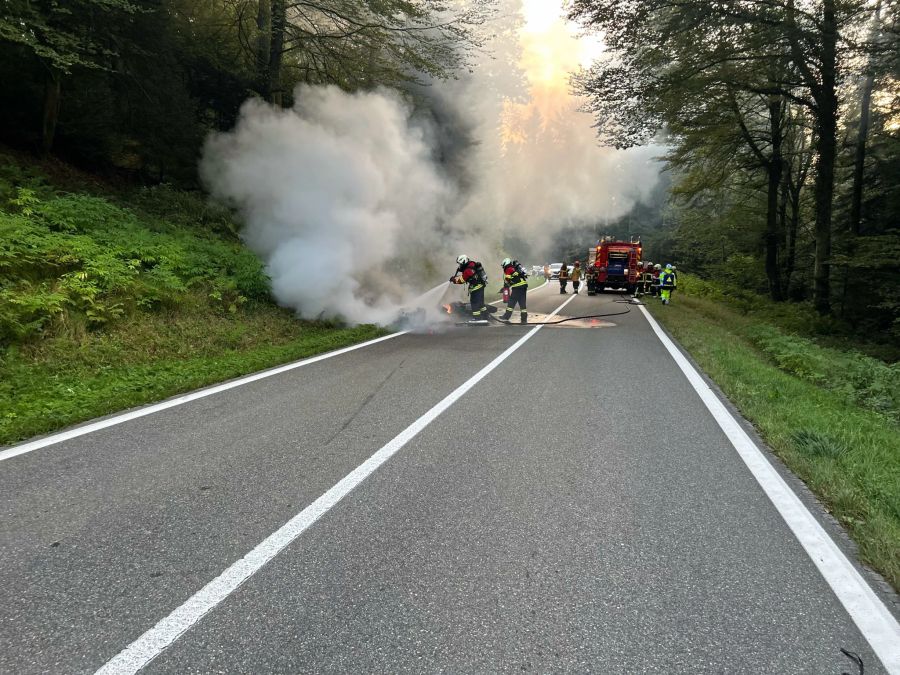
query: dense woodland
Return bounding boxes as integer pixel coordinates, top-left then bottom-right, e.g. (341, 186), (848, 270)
(0, 0), (488, 181)
(1, 0), (899, 345)
(571, 0), (900, 342)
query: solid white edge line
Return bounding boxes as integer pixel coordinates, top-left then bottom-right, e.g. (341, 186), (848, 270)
(639, 304), (900, 673)
(95, 292), (579, 675)
(0, 332), (409, 463)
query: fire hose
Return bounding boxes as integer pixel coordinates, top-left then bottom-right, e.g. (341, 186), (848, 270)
(462, 295), (641, 326)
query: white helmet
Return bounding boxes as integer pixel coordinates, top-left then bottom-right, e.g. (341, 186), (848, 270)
(501, 257), (512, 267)
(666, 264), (672, 270)
(457, 254), (469, 265)
(655, 264), (662, 270)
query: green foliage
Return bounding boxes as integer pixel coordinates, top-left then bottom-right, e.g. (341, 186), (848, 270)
(0, 308), (385, 445)
(0, 0), (138, 74)
(791, 429), (848, 459)
(747, 324), (900, 422)
(675, 272), (899, 360)
(0, 152), (394, 451)
(0, 160), (270, 343)
(0, 0), (487, 182)
(129, 184), (239, 237)
(648, 294), (900, 590)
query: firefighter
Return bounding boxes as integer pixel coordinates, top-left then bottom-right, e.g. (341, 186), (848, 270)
(659, 264), (677, 305)
(651, 263), (662, 297)
(641, 262), (654, 295)
(451, 254), (489, 321)
(571, 260), (582, 294)
(558, 261), (570, 294)
(500, 257), (529, 323)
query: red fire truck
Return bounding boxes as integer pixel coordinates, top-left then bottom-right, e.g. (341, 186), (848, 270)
(586, 238), (643, 295)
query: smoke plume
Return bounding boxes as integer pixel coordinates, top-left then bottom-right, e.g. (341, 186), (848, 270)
(201, 1), (662, 325)
(201, 86), (454, 324)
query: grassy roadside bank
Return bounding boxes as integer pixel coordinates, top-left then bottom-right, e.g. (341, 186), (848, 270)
(0, 310), (385, 446)
(0, 152), (387, 446)
(646, 282), (899, 591)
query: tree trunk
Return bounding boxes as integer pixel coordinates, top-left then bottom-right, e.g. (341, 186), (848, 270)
(850, 0), (881, 235)
(256, 0), (272, 97)
(766, 95), (784, 301)
(813, 0), (838, 315)
(41, 70), (62, 155)
(778, 164), (790, 293)
(268, 0), (286, 106)
(785, 177), (800, 297)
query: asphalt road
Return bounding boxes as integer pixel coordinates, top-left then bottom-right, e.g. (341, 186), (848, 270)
(1, 282), (897, 674)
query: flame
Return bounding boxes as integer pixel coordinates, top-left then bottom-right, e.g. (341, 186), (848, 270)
(443, 304), (453, 315)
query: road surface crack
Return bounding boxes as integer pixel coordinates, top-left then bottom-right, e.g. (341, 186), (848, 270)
(323, 358), (406, 446)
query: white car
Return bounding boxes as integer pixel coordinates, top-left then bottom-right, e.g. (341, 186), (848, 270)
(548, 263), (563, 279)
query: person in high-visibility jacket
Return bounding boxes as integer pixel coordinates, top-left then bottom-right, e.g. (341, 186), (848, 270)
(571, 261), (583, 294)
(500, 257), (529, 323)
(659, 264), (677, 305)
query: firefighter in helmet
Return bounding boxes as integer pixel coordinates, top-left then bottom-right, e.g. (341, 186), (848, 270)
(659, 264), (677, 305)
(451, 254), (489, 321)
(500, 257), (529, 323)
(651, 263), (662, 297)
(571, 260), (583, 294)
(641, 262), (654, 296)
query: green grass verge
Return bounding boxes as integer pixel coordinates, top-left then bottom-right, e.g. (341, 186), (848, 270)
(0, 150), (389, 446)
(0, 300), (386, 446)
(647, 291), (900, 591)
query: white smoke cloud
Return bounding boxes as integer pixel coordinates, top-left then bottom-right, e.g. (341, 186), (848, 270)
(201, 1), (663, 325)
(201, 86), (455, 324)
(444, 12), (662, 252)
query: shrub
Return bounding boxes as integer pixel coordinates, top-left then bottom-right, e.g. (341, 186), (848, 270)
(746, 324), (900, 422)
(0, 163), (270, 345)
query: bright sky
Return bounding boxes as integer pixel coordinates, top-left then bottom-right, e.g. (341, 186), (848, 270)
(500, 0), (606, 148)
(520, 0), (605, 67)
(521, 0), (562, 32)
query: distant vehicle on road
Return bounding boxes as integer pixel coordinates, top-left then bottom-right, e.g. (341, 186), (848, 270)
(549, 263), (563, 279)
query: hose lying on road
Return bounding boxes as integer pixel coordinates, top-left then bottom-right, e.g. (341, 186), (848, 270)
(481, 294), (642, 326)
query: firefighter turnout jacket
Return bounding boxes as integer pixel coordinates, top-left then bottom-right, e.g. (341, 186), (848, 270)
(456, 261), (488, 291)
(503, 261), (528, 288)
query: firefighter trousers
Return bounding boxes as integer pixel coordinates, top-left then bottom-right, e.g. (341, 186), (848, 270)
(469, 286), (487, 317)
(502, 285), (528, 321)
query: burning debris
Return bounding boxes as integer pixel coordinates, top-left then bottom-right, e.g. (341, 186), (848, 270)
(442, 302), (498, 319)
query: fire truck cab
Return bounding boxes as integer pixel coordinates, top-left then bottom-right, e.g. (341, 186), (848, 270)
(586, 237), (642, 296)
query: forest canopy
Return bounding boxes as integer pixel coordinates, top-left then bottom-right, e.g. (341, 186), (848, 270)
(570, 0), (900, 336)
